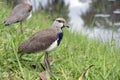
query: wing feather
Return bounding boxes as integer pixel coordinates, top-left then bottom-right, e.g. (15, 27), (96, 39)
(18, 28), (58, 53)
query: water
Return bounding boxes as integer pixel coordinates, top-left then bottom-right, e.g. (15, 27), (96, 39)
(30, 0), (120, 45)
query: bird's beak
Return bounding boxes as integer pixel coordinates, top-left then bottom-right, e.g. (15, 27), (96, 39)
(64, 23), (69, 28)
(65, 24), (69, 28)
(66, 25), (69, 28)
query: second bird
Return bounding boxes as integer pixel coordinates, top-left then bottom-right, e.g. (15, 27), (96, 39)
(4, 0), (32, 33)
(18, 18), (69, 73)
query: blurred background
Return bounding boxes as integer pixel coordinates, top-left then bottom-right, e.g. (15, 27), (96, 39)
(0, 1), (120, 79)
(3, 0), (120, 44)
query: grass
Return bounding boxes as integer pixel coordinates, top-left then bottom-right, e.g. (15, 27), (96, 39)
(0, 2), (120, 80)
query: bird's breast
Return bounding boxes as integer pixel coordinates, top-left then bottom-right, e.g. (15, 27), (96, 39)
(45, 32), (63, 52)
(57, 32), (63, 46)
(25, 11), (32, 20)
(45, 39), (58, 52)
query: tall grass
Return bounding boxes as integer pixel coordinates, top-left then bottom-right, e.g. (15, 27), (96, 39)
(0, 2), (120, 80)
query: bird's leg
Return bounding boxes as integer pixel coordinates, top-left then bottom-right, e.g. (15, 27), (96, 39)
(44, 52), (51, 73)
(20, 22), (23, 33)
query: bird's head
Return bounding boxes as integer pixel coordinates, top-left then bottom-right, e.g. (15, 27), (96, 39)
(52, 18), (69, 29)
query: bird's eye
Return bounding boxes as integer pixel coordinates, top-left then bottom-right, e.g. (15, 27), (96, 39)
(57, 20), (63, 23)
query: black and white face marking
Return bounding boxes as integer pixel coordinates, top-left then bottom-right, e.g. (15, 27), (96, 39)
(52, 18), (69, 29)
(56, 20), (65, 28)
(56, 19), (69, 28)
(56, 20), (64, 23)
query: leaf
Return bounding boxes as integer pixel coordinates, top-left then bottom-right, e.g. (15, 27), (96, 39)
(78, 64), (94, 80)
(39, 71), (51, 80)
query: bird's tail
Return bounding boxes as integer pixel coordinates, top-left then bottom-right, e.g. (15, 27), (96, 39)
(4, 16), (19, 26)
(4, 20), (10, 26)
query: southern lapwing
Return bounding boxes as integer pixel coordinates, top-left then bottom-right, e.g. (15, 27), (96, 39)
(4, 0), (32, 33)
(18, 18), (69, 73)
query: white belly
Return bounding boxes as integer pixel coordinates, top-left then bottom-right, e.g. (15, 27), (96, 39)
(26, 11), (32, 20)
(45, 40), (58, 52)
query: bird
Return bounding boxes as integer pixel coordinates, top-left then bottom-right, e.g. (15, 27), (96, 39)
(4, 0), (32, 33)
(18, 18), (69, 73)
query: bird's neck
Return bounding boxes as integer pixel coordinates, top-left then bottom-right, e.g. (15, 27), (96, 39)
(55, 27), (63, 33)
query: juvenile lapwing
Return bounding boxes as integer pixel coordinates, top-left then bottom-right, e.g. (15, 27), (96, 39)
(4, 0), (32, 33)
(18, 18), (69, 73)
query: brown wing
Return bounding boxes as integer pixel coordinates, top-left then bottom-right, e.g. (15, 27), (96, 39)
(18, 28), (58, 54)
(4, 3), (32, 25)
